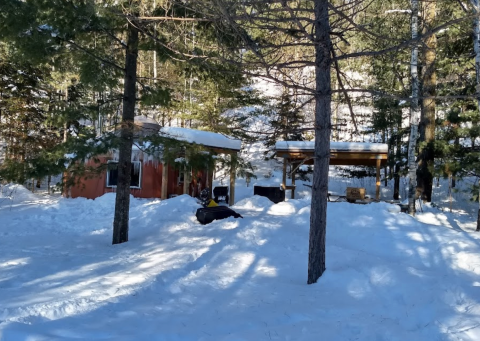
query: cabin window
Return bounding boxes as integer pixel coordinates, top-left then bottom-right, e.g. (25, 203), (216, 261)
(178, 171), (184, 185)
(106, 161), (142, 188)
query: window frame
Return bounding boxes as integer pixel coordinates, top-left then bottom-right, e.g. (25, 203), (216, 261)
(106, 160), (142, 189)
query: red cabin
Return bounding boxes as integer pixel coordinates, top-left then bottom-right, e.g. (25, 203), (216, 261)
(68, 122), (241, 204)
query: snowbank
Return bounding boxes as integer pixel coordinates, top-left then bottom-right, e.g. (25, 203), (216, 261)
(1, 185), (479, 341)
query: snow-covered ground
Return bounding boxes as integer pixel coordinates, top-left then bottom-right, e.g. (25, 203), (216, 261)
(1, 168), (480, 340)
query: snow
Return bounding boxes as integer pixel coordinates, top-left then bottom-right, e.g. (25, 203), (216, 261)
(1, 175), (480, 340)
(160, 127), (242, 151)
(275, 140), (389, 153)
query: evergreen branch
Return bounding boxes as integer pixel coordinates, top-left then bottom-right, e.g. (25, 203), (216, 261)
(335, 13), (475, 61)
(282, 2), (314, 43)
(467, 0), (477, 13)
(211, 0), (267, 63)
(98, 26), (127, 48)
(134, 24), (211, 61)
(135, 16), (210, 22)
(63, 38), (125, 73)
(328, 2), (397, 43)
(334, 88), (480, 102)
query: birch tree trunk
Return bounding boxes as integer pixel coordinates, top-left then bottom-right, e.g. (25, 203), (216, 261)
(408, 0), (420, 216)
(471, 0), (480, 231)
(153, 0), (157, 85)
(112, 23), (139, 245)
(308, 0), (332, 284)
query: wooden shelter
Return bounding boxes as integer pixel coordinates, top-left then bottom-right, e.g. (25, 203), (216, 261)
(69, 124), (241, 205)
(159, 127), (241, 205)
(275, 141), (389, 200)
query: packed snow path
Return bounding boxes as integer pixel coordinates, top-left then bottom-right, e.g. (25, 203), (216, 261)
(1, 185), (479, 340)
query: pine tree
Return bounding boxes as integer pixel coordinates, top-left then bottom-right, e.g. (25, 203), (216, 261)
(1, 0), (261, 243)
(0, 1), (173, 244)
(417, 0), (437, 203)
(0, 44), (64, 185)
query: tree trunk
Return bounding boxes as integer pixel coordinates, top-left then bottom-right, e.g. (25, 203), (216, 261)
(451, 136), (460, 188)
(308, 0), (331, 285)
(476, 205), (480, 231)
(408, 0), (421, 216)
(417, 0), (436, 202)
(393, 129), (401, 200)
(471, 0), (480, 231)
(112, 23), (139, 245)
(384, 166), (388, 187)
(394, 162), (400, 200)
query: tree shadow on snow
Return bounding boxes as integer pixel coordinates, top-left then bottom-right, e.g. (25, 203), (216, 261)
(2, 199), (480, 340)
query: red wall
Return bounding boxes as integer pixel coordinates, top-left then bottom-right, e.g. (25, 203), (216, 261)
(69, 158), (207, 200)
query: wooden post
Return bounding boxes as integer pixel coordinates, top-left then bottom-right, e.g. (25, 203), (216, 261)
(376, 157), (381, 200)
(229, 153), (237, 206)
(282, 158), (287, 190)
(183, 163), (190, 195)
(161, 162), (168, 200)
(291, 163), (296, 199)
(207, 164), (214, 200)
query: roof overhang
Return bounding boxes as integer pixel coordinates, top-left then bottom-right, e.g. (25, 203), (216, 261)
(160, 127), (241, 153)
(275, 141), (388, 167)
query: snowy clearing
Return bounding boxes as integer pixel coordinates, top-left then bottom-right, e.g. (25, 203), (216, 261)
(0, 180), (480, 340)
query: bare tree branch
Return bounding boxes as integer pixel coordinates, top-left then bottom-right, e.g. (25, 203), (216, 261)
(331, 46), (358, 134)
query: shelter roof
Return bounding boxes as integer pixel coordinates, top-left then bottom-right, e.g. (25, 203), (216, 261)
(275, 140), (388, 167)
(160, 127), (241, 152)
(275, 141), (388, 153)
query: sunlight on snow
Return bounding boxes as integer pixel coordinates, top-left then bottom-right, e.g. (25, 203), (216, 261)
(0, 257), (30, 268)
(347, 278), (371, 299)
(350, 215), (374, 227)
(174, 236), (219, 250)
(24, 261), (112, 287)
(167, 222), (193, 233)
(251, 219), (281, 231)
(451, 252), (480, 276)
(209, 251), (257, 288)
(395, 214), (417, 226)
(407, 267), (428, 278)
(416, 246), (434, 267)
(406, 232), (426, 243)
(221, 220), (239, 230)
(254, 257), (277, 277)
(89, 228), (108, 235)
(236, 228), (268, 245)
(172, 251), (257, 291)
(369, 266), (394, 286)
(267, 202), (296, 215)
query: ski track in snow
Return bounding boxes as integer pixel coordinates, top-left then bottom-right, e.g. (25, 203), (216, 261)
(0, 183), (480, 340)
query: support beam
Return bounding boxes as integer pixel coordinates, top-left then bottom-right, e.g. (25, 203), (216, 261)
(229, 153), (237, 206)
(207, 164), (214, 200)
(161, 162), (168, 200)
(291, 164), (296, 199)
(376, 157), (381, 200)
(183, 163), (190, 195)
(282, 158), (287, 190)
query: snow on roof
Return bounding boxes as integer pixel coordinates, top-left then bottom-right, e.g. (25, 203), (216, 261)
(275, 140), (388, 153)
(160, 127), (241, 151)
